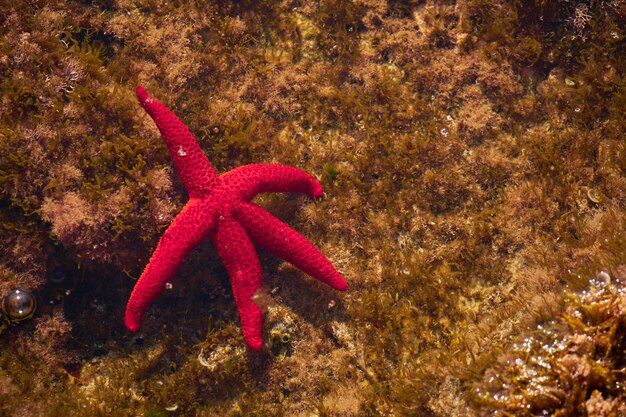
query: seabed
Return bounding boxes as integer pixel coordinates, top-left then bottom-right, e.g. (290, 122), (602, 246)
(0, 1), (625, 416)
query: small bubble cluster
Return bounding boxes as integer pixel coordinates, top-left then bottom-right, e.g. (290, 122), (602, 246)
(472, 275), (626, 416)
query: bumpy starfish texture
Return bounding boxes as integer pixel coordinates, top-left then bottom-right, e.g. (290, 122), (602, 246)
(125, 86), (348, 351)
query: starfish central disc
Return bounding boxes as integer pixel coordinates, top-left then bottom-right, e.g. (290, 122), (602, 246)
(124, 86), (348, 351)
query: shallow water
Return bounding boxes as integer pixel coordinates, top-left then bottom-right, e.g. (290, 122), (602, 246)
(0, 1), (625, 416)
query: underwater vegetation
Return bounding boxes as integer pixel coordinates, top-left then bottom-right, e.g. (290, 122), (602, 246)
(0, 0), (624, 416)
(472, 275), (626, 416)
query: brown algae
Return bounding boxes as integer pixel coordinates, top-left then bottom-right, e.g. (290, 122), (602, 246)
(472, 277), (626, 416)
(0, 0), (625, 416)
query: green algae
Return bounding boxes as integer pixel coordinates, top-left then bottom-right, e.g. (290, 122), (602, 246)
(0, 0), (625, 416)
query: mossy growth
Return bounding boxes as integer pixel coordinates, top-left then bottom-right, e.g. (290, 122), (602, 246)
(0, 0), (625, 416)
(471, 276), (626, 416)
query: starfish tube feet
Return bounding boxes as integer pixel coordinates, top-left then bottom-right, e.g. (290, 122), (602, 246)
(235, 202), (348, 291)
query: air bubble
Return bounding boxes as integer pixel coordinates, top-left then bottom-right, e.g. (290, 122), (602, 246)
(596, 271), (611, 285)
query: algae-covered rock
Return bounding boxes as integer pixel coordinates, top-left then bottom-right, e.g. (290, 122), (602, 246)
(473, 276), (626, 416)
(0, 0), (624, 416)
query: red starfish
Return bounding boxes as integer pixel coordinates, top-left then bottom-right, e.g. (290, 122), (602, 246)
(125, 86), (348, 351)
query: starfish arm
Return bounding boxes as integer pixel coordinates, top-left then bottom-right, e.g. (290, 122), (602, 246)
(235, 202), (348, 291)
(211, 217), (264, 351)
(125, 199), (217, 332)
(222, 163), (324, 202)
(136, 86), (220, 198)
